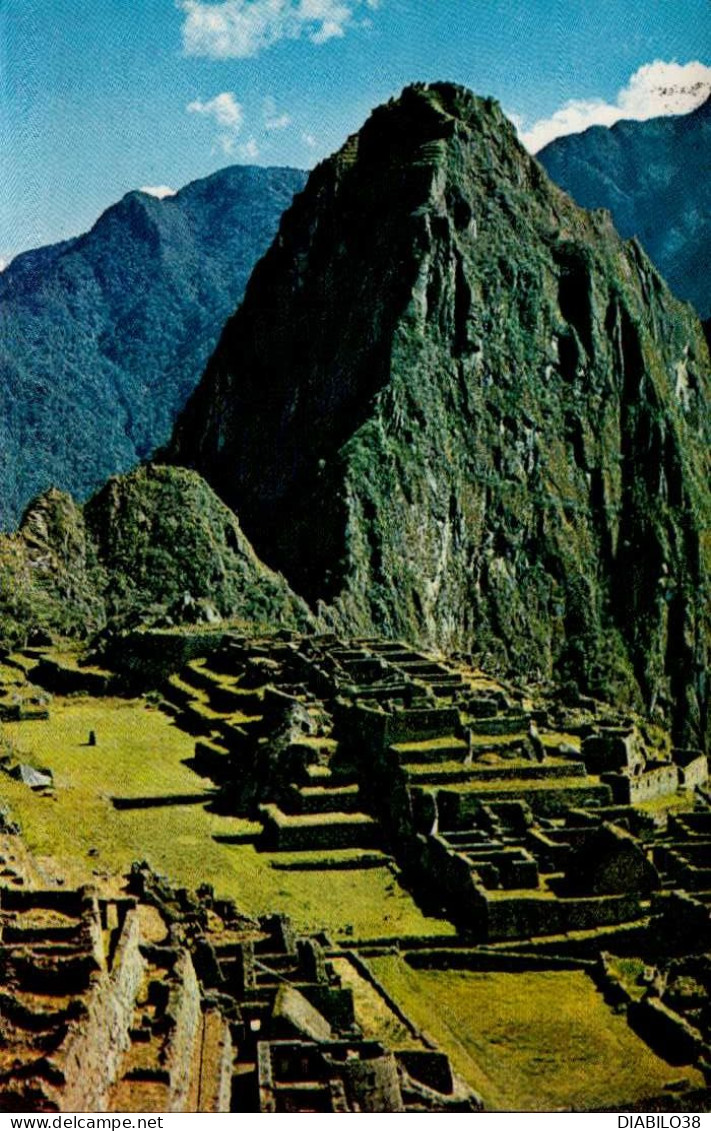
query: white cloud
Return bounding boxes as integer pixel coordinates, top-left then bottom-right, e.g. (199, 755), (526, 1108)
(238, 137), (260, 159)
(263, 96), (291, 130)
(187, 92), (245, 156)
(0, 256), (10, 272)
(187, 90), (244, 131)
(178, 0), (377, 59)
(218, 134), (237, 155)
(266, 111), (291, 129)
(139, 185), (177, 199)
(520, 60), (711, 153)
(302, 131), (317, 149)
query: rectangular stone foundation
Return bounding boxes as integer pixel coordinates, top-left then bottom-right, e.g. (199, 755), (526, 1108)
(259, 804), (380, 850)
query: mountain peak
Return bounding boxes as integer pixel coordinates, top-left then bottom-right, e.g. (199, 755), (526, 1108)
(168, 83), (711, 748)
(322, 81), (524, 190)
(368, 80), (505, 130)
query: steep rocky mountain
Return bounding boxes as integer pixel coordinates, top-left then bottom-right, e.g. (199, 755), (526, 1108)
(169, 82), (711, 749)
(0, 465), (310, 646)
(0, 165), (307, 529)
(538, 97), (711, 318)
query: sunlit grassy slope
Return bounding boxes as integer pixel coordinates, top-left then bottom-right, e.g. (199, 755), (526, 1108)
(0, 695), (454, 941)
(368, 957), (704, 1111)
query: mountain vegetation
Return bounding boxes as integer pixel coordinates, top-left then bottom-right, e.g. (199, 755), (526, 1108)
(0, 165), (307, 529)
(0, 465), (310, 646)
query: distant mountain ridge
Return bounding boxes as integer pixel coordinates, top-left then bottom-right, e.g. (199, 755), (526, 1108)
(538, 96), (711, 318)
(0, 164), (307, 529)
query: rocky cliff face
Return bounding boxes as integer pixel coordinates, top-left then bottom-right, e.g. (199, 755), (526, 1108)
(0, 489), (106, 643)
(0, 467), (309, 646)
(538, 97), (711, 319)
(169, 83), (711, 749)
(0, 165), (307, 528)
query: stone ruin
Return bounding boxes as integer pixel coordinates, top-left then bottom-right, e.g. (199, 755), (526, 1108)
(155, 630), (711, 1105)
(0, 863), (480, 1113)
(154, 631), (709, 947)
(2, 628), (711, 1110)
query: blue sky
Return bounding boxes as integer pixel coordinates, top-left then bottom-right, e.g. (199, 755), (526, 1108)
(2, 0), (709, 264)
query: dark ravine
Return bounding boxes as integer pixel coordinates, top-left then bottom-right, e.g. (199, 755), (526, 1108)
(168, 82), (711, 749)
(0, 165), (307, 529)
(538, 96), (711, 319)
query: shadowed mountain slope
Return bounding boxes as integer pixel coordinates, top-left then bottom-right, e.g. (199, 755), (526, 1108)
(169, 82), (711, 748)
(0, 165), (307, 528)
(538, 97), (711, 318)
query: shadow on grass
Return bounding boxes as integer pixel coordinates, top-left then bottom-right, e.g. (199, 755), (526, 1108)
(212, 832), (260, 845)
(111, 791), (216, 810)
(180, 756), (223, 780)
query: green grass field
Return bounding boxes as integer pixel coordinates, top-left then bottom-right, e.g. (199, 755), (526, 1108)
(0, 695), (455, 941)
(367, 957), (704, 1111)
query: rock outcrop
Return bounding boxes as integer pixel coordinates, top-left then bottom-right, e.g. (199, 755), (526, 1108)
(0, 466), (310, 645)
(0, 489), (106, 643)
(168, 82), (711, 749)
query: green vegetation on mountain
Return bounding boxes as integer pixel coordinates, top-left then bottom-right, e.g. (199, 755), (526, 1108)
(168, 83), (711, 749)
(0, 165), (307, 529)
(0, 465), (310, 646)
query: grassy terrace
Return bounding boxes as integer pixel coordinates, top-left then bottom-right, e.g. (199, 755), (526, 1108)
(636, 791), (698, 816)
(391, 737), (467, 755)
(166, 673), (210, 701)
(328, 956), (422, 1049)
(0, 695), (455, 942)
(261, 805), (373, 827)
(447, 775), (600, 793)
(367, 957), (704, 1111)
(403, 758), (582, 780)
(0, 661), (27, 686)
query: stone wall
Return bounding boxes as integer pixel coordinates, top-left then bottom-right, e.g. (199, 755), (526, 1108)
(101, 628), (228, 688)
(483, 890), (645, 942)
(197, 1009), (233, 1114)
(60, 906), (145, 1111)
(438, 782), (612, 825)
(628, 996), (704, 1065)
(581, 729), (645, 773)
(673, 749), (709, 789)
(602, 764), (679, 804)
(163, 949), (203, 1112)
